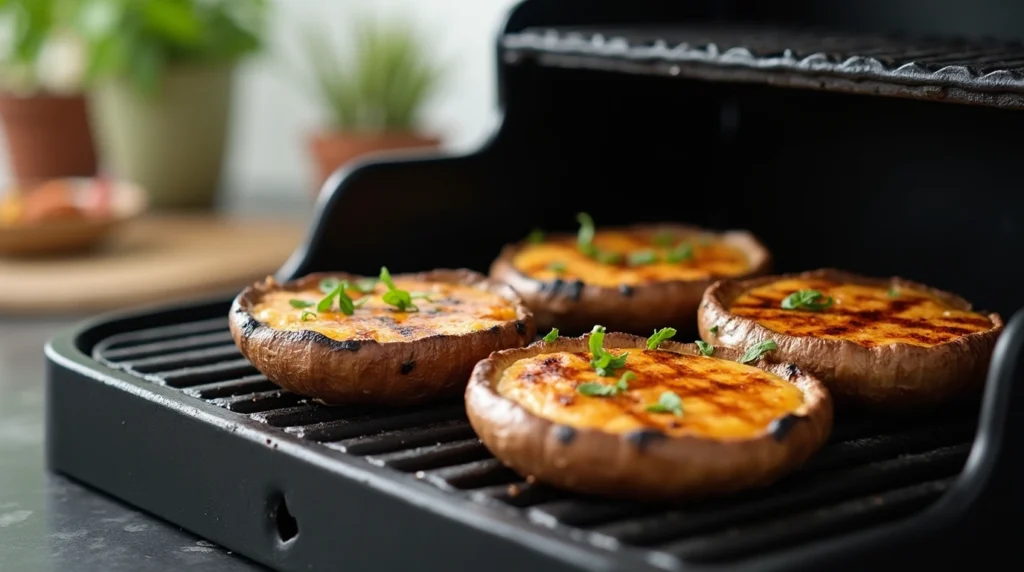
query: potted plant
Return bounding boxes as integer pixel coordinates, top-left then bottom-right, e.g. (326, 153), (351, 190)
(300, 14), (445, 191)
(0, 0), (97, 182)
(73, 0), (267, 209)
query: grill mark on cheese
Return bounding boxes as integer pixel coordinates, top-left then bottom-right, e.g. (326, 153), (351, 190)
(512, 230), (751, 287)
(729, 278), (993, 348)
(497, 349), (804, 439)
(252, 278), (518, 343)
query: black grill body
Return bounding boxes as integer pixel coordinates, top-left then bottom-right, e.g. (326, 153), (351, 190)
(46, 1), (1024, 570)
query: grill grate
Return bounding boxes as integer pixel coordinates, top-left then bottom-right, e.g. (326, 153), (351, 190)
(502, 26), (1024, 107)
(89, 316), (978, 567)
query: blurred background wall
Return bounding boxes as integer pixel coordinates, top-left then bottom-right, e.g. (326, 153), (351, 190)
(0, 0), (519, 200)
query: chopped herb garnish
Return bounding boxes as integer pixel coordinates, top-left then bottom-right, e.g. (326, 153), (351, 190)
(578, 371), (634, 397)
(653, 231), (675, 247)
(616, 371), (635, 392)
(628, 250), (658, 266)
(577, 382), (619, 397)
(542, 328), (559, 342)
(289, 299), (314, 309)
(319, 278), (340, 294)
(354, 278), (378, 294)
(409, 291), (433, 301)
(595, 250), (623, 265)
(548, 261), (567, 274)
(645, 391), (683, 416)
(666, 242), (694, 263)
(588, 325), (628, 376)
(318, 281), (357, 315)
(527, 228), (545, 243)
(781, 289), (834, 312)
(576, 212), (597, 256)
(646, 327), (677, 350)
(709, 325), (719, 335)
(300, 310), (317, 321)
(695, 340), (714, 356)
(887, 287), (899, 298)
(353, 298), (369, 308)
(379, 266), (418, 312)
(739, 340), (777, 364)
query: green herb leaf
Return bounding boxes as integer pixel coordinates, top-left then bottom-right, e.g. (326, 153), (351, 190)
(319, 278), (340, 294)
(616, 371), (635, 392)
(739, 340), (777, 364)
(354, 278), (378, 294)
(628, 250), (659, 266)
(300, 310), (317, 321)
(588, 325), (628, 376)
(887, 287), (899, 298)
(353, 298), (370, 308)
(576, 212), (595, 252)
(709, 325), (719, 335)
(666, 242), (694, 263)
(645, 391), (683, 416)
(646, 327), (677, 350)
(318, 281), (357, 315)
(542, 328), (559, 343)
(379, 266), (418, 312)
(548, 261), (567, 274)
(577, 382), (619, 397)
(653, 231), (675, 247)
(527, 228), (545, 243)
(289, 299), (314, 309)
(595, 250), (623, 265)
(781, 289), (834, 312)
(695, 340), (714, 356)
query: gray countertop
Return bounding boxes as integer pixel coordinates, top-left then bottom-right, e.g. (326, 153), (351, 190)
(1, 192), (312, 571)
(0, 318), (266, 572)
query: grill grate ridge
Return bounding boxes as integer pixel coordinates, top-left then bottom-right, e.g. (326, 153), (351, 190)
(92, 319), (979, 566)
(502, 26), (1024, 107)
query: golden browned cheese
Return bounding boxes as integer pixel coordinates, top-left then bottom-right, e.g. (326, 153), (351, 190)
(252, 279), (518, 343)
(729, 278), (994, 348)
(512, 230), (751, 287)
(497, 349), (804, 439)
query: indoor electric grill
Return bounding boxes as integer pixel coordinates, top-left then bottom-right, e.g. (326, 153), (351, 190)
(45, 1), (1024, 570)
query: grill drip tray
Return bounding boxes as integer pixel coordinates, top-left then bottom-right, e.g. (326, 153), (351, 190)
(44, 301), (979, 571)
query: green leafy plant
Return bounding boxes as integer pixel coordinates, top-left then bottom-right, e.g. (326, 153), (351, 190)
(0, 0), (74, 92)
(302, 14), (445, 132)
(72, 0), (267, 94)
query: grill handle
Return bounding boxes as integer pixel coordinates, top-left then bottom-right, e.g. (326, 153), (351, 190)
(935, 306), (1024, 545)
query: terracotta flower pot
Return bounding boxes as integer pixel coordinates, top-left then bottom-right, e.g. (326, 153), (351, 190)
(0, 94), (98, 182)
(308, 131), (440, 194)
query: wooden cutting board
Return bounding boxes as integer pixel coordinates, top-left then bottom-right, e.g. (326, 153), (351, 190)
(0, 214), (307, 315)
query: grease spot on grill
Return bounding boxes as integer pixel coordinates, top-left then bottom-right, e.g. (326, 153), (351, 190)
(625, 429), (666, 451)
(619, 284), (634, 297)
(400, 360), (416, 374)
(768, 414), (803, 442)
(515, 321), (527, 335)
(554, 425), (576, 444)
(566, 280), (585, 301)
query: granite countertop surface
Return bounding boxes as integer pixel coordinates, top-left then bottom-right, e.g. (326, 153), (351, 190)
(1, 193), (310, 571)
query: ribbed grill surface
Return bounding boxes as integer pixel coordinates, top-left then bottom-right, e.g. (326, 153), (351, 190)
(93, 317), (976, 567)
(502, 26), (1024, 104)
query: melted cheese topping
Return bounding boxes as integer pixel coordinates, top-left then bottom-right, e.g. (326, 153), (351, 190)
(512, 230), (751, 287)
(729, 278), (994, 348)
(253, 278), (518, 343)
(497, 349), (804, 439)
